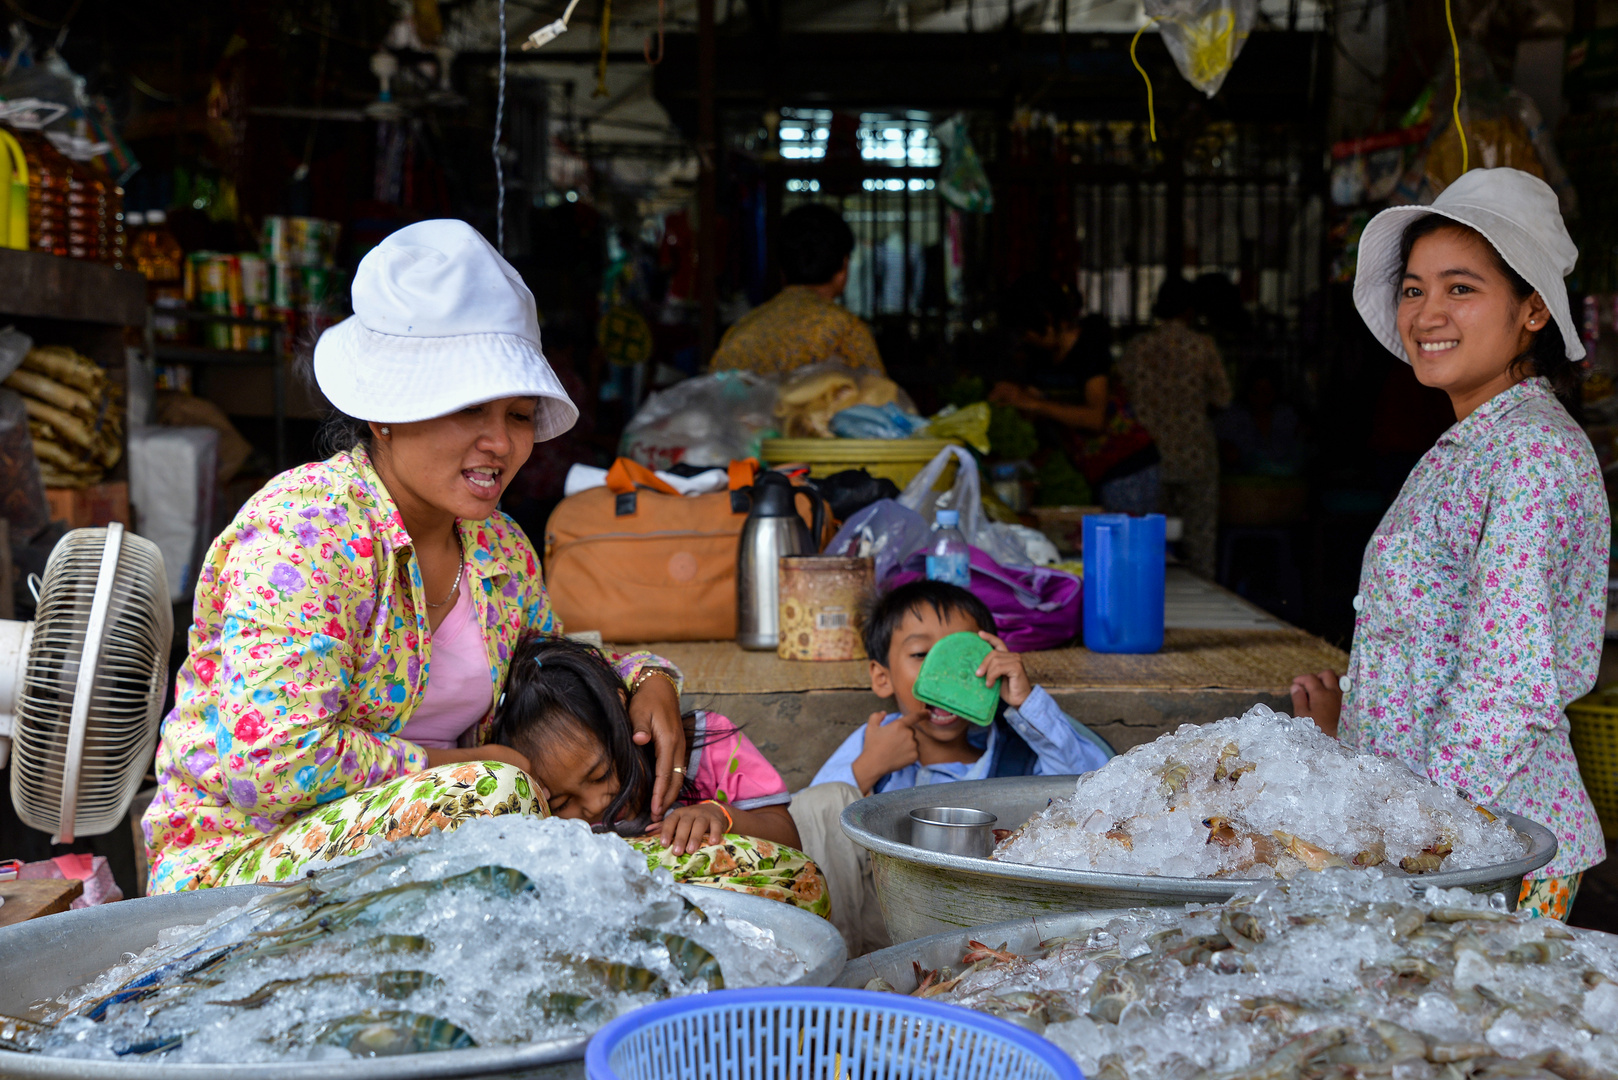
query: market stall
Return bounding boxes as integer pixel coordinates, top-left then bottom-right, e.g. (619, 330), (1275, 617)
(629, 569), (1344, 789)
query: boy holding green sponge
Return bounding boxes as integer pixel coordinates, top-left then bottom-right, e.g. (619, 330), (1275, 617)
(789, 581), (1111, 956)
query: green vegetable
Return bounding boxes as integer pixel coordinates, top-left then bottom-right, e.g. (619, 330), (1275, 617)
(943, 376), (986, 410)
(987, 404), (1038, 461)
(1034, 453), (1092, 507)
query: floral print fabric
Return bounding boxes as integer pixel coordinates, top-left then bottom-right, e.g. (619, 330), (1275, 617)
(1340, 378), (1608, 878)
(709, 286), (884, 376)
(1516, 873), (1582, 921)
(142, 447), (675, 894)
(208, 761), (830, 917)
(631, 834), (830, 916)
(206, 761), (543, 887)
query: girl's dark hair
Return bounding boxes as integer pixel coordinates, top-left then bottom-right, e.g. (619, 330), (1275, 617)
(1396, 214), (1579, 399)
(492, 634), (708, 836)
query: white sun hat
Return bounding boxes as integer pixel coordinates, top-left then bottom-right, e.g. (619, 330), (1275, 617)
(1352, 167), (1584, 364)
(314, 219), (579, 440)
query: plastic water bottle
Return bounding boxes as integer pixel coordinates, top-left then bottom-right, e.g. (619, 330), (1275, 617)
(926, 509), (971, 587)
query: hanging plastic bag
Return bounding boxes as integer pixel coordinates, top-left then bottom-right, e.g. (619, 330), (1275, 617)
(1144, 0), (1257, 98)
(620, 370), (778, 470)
(936, 115), (994, 214)
(898, 445), (1032, 567)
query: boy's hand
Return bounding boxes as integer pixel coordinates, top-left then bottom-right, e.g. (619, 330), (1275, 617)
(652, 802), (730, 856)
(851, 711), (920, 795)
(976, 632), (1032, 708)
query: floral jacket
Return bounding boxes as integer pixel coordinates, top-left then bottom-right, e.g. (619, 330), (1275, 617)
(1340, 378), (1608, 878)
(142, 448), (675, 893)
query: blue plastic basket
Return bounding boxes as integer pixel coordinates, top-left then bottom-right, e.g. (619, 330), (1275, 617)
(584, 987), (1083, 1080)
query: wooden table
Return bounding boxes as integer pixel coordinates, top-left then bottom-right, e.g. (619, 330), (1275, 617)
(0, 878), (83, 928)
(622, 570), (1347, 790)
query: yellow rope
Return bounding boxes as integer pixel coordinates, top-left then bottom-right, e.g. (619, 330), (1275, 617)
(1445, 0), (1468, 173)
(1130, 17), (1163, 142)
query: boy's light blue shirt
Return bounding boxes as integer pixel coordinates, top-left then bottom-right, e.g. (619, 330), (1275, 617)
(808, 685), (1110, 793)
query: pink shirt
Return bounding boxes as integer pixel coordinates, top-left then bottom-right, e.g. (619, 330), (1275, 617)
(399, 580), (491, 749)
(679, 711), (791, 811)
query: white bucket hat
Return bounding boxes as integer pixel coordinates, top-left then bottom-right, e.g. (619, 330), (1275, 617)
(314, 219), (579, 440)
(1352, 168), (1584, 364)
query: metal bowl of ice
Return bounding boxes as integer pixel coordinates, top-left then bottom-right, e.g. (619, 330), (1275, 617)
(842, 775), (1557, 944)
(0, 879), (845, 1079)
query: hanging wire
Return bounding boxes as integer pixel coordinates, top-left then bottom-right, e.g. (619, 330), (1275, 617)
(643, 0), (665, 65)
(494, 0), (508, 253)
(1129, 16), (1162, 142)
(1444, 0), (1468, 174)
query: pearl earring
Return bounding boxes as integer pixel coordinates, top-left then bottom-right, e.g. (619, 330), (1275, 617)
(380, 426), (391, 435)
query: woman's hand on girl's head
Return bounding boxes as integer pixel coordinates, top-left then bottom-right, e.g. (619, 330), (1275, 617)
(1289, 670), (1342, 739)
(652, 802), (729, 856)
(627, 671), (686, 821)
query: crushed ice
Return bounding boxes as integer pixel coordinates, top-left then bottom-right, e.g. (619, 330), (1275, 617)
(995, 704), (1527, 878)
(908, 870), (1618, 1080)
(10, 817), (805, 1062)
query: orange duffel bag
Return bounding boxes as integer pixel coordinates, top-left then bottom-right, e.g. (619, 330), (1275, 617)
(544, 459), (759, 643)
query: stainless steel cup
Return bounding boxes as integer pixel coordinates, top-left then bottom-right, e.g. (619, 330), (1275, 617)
(908, 806), (997, 858)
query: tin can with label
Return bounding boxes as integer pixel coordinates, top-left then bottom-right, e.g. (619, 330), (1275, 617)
(270, 260), (299, 308)
(263, 215), (290, 263)
(777, 555), (875, 661)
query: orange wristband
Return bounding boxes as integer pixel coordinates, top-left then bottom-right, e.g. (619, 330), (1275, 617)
(702, 799), (733, 833)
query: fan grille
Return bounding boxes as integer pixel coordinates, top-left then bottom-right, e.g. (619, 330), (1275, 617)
(11, 527), (173, 839)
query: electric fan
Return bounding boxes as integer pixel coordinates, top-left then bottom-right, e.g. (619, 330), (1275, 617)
(0, 523), (171, 844)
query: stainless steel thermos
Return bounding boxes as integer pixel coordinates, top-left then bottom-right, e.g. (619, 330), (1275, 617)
(736, 472), (827, 650)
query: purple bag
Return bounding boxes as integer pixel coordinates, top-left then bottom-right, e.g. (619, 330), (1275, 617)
(889, 546), (1082, 652)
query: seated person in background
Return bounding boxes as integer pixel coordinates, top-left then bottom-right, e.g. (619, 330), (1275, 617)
(1214, 363), (1306, 478)
(788, 581), (1111, 956)
(709, 204), (885, 376)
(494, 635), (828, 916)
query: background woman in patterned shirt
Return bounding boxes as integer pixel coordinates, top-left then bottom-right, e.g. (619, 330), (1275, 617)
(1290, 169), (1607, 920)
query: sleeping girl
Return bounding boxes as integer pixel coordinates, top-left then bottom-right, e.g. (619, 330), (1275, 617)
(492, 634), (827, 915)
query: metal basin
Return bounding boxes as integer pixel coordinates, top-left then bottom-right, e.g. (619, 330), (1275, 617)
(841, 775), (1558, 944)
(0, 883), (846, 1080)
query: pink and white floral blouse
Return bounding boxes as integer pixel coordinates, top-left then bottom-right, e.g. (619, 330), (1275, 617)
(1341, 377), (1609, 878)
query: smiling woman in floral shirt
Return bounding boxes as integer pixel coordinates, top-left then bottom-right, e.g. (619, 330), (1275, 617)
(142, 221), (692, 893)
(1290, 170), (1607, 920)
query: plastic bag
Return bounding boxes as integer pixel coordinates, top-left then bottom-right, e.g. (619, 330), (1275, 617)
(621, 370), (778, 470)
(889, 546), (1081, 651)
(899, 445), (1032, 567)
(936, 115), (995, 214)
(830, 403), (931, 440)
(825, 498), (935, 585)
(0, 388), (49, 541)
(925, 401), (992, 454)
(1144, 0), (1257, 98)
(0, 325), (30, 382)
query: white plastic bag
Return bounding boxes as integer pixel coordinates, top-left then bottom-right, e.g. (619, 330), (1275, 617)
(1145, 0), (1257, 98)
(898, 445), (1033, 567)
(620, 371), (778, 470)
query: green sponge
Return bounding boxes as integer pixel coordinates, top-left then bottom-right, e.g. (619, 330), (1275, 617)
(912, 632), (1000, 726)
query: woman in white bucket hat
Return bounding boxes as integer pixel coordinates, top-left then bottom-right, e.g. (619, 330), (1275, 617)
(1290, 169), (1607, 919)
(142, 220), (693, 892)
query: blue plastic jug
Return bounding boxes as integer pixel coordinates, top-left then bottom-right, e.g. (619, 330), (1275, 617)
(1082, 513), (1166, 654)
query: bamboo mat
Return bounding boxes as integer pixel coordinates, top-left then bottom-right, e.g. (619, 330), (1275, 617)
(633, 628), (1345, 696)
(622, 571), (1336, 696)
